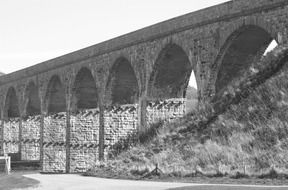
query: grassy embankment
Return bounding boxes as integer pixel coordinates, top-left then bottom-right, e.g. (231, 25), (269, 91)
(86, 45), (288, 184)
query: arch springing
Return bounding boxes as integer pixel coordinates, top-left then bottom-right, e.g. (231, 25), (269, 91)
(45, 75), (66, 114)
(215, 25), (276, 94)
(73, 67), (98, 110)
(149, 44), (192, 99)
(25, 82), (41, 116)
(106, 57), (139, 105)
(4, 87), (20, 118)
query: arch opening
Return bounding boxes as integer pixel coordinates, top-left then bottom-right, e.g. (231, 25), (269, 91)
(107, 58), (139, 105)
(149, 44), (192, 100)
(186, 71), (198, 112)
(4, 87), (20, 118)
(25, 82), (41, 116)
(215, 25), (278, 94)
(73, 67), (98, 110)
(46, 75), (66, 114)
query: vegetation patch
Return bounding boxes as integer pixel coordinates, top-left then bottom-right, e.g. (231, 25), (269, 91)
(86, 45), (288, 185)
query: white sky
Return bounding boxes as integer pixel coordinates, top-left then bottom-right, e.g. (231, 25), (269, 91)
(0, 0), (230, 88)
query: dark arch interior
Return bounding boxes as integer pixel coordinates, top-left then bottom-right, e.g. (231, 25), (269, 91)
(26, 82), (41, 116)
(5, 87), (20, 118)
(73, 68), (98, 109)
(149, 44), (192, 99)
(107, 58), (139, 105)
(215, 26), (274, 93)
(46, 76), (66, 114)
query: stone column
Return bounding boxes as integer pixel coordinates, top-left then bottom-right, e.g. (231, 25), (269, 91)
(65, 109), (71, 172)
(18, 118), (22, 160)
(138, 96), (147, 134)
(65, 82), (73, 173)
(0, 119), (3, 155)
(39, 98), (46, 170)
(98, 101), (105, 161)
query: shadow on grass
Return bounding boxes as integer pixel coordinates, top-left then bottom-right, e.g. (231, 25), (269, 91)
(0, 171), (40, 190)
(167, 185), (288, 190)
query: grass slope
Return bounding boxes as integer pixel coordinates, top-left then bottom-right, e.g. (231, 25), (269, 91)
(86, 45), (288, 183)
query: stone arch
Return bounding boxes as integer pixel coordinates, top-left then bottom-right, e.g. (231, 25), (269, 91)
(149, 38), (193, 73)
(45, 75), (66, 114)
(148, 43), (193, 99)
(214, 24), (276, 94)
(218, 17), (278, 50)
(72, 67), (98, 110)
(24, 81), (41, 116)
(106, 57), (139, 105)
(4, 87), (20, 118)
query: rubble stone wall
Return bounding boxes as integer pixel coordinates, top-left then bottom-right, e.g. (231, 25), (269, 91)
(3, 118), (20, 154)
(146, 98), (186, 127)
(21, 115), (41, 160)
(43, 112), (66, 173)
(0, 121), (3, 153)
(70, 109), (99, 173)
(104, 104), (138, 157)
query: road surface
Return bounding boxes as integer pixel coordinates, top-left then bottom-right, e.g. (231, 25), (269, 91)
(20, 174), (288, 190)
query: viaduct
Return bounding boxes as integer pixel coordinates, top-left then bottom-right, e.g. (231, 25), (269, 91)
(0, 0), (288, 173)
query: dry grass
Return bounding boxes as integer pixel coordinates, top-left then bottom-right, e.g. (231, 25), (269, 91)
(86, 45), (288, 183)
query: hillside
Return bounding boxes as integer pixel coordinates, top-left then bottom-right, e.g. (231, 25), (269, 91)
(87, 45), (288, 181)
(0, 71), (4, 76)
(186, 86), (198, 100)
(186, 86), (198, 112)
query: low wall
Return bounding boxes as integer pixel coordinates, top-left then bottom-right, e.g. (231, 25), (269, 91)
(146, 98), (186, 127)
(21, 115), (41, 160)
(70, 109), (99, 173)
(3, 118), (20, 154)
(1, 99), (187, 172)
(104, 104), (138, 157)
(0, 121), (2, 152)
(43, 112), (66, 173)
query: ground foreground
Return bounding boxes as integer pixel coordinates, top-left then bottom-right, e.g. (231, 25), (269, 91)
(0, 171), (39, 190)
(18, 174), (288, 190)
(169, 186), (288, 190)
(87, 46), (288, 181)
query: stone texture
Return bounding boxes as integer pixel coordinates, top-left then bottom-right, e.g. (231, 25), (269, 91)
(104, 104), (138, 157)
(70, 109), (99, 173)
(146, 98), (186, 126)
(3, 118), (20, 154)
(43, 112), (66, 173)
(21, 115), (41, 160)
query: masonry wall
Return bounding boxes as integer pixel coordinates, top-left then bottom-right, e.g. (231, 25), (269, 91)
(3, 118), (20, 155)
(146, 98), (186, 127)
(21, 115), (41, 160)
(0, 121), (3, 153)
(104, 104), (138, 158)
(0, 99), (186, 172)
(43, 112), (66, 173)
(70, 109), (99, 173)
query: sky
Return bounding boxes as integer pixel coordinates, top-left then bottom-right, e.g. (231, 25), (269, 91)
(0, 0), (231, 88)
